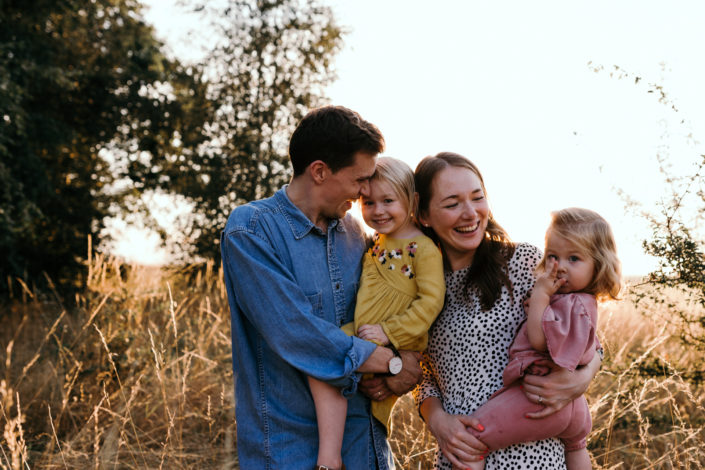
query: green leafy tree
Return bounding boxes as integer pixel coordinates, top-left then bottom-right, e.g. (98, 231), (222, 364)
(153, 0), (344, 260)
(0, 0), (208, 294)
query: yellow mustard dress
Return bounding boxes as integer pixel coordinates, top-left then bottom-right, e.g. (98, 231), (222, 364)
(342, 232), (445, 433)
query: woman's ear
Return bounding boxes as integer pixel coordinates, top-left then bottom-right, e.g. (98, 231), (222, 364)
(416, 199), (430, 228)
(308, 160), (330, 185)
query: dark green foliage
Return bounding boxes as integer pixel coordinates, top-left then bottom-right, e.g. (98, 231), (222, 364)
(0, 0), (208, 294)
(1, 0), (342, 294)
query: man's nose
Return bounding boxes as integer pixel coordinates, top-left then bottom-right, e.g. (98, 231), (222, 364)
(359, 180), (370, 197)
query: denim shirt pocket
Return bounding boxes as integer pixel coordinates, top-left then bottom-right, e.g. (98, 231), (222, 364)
(305, 291), (323, 318)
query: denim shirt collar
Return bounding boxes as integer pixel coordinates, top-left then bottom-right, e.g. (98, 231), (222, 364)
(275, 186), (346, 239)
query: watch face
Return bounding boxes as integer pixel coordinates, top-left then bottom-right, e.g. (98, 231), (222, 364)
(389, 356), (403, 375)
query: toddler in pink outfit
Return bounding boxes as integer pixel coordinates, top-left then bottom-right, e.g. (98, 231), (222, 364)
(466, 208), (622, 470)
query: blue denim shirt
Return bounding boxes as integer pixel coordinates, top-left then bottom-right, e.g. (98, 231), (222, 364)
(221, 186), (394, 470)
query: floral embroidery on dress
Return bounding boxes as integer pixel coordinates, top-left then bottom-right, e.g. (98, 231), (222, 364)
(401, 264), (414, 278)
(388, 264), (396, 270)
(377, 249), (388, 264)
(388, 249), (403, 259)
(406, 242), (417, 257)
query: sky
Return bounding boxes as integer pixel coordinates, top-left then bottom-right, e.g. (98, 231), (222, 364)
(128, 0), (705, 276)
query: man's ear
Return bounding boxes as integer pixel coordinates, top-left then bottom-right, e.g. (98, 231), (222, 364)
(308, 160), (330, 184)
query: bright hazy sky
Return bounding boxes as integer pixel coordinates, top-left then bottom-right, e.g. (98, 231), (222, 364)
(127, 0), (705, 276)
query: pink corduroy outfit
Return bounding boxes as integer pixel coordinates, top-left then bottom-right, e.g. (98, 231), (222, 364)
(469, 292), (599, 452)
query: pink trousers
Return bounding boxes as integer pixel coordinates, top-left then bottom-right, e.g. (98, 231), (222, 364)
(469, 383), (591, 452)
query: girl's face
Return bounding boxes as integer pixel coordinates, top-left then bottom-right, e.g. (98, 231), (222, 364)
(418, 167), (489, 271)
(360, 179), (412, 238)
(544, 230), (595, 294)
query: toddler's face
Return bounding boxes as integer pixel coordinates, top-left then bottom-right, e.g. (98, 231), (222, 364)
(360, 179), (410, 237)
(544, 231), (595, 294)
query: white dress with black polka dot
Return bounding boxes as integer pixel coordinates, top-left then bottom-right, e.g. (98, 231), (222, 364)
(415, 243), (567, 469)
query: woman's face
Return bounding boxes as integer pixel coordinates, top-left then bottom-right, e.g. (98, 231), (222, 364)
(419, 166), (490, 271)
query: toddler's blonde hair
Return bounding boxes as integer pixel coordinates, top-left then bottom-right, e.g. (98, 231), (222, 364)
(537, 207), (622, 301)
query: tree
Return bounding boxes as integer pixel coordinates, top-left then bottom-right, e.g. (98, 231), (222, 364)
(151, 0), (344, 260)
(1, 0), (343, 293)
(0, 0), (208, 295)
(639, 155), (705, 350)
(593, 64), (705, 351)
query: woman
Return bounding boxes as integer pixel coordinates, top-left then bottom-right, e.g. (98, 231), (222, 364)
(412, 152), (601, 469)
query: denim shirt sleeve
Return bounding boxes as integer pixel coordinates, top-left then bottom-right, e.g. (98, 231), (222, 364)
(222, 226), (377, 393)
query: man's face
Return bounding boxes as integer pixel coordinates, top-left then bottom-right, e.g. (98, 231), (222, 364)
(322, 152), (377, 219)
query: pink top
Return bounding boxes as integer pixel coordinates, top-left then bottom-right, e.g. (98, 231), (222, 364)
(503, 293), (599, 387)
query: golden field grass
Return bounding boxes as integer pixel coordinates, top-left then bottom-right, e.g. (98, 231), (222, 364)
(1, 256), (703, 469)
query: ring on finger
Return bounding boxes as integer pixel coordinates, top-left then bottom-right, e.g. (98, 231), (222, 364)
(538, 395), (543, 404)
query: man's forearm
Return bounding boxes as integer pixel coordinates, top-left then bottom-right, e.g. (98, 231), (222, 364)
(385, 350), (422, 395)
(357, 345), (394, 374)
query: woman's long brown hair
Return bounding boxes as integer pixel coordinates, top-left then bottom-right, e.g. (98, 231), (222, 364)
(415, 152), (516, 310)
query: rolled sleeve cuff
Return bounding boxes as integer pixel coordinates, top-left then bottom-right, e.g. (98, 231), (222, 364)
(329, 336), (378, 396)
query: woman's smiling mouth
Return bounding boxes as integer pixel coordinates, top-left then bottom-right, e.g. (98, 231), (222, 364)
(455, 221), (480, 233)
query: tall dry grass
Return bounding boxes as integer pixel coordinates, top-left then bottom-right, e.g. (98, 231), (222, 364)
(1, 255), (236, 469)
(1, 258), (703, 469)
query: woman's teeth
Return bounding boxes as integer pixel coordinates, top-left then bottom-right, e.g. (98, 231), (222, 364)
(455, 222), (479, 233)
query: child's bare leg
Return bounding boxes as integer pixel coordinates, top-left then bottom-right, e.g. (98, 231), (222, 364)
(308, 376), (346, 469)
(565, 448), (591, 470)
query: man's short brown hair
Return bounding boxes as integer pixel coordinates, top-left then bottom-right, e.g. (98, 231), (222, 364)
(289, 105), (385, 175)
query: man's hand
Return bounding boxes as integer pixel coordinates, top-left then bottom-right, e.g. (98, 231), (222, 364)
(384, 350), (422, 396)
(359, 375), (390, 401)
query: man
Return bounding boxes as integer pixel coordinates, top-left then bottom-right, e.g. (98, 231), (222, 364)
(221, 106), (421, 469)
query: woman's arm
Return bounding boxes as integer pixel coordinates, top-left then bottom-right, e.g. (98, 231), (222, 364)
(521, 352), (601, 419)
(419, 397), (487, 467)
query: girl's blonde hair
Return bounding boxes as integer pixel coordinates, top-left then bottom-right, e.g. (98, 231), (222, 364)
(538, 207), (622, 301)
(369, 156), (416, 219)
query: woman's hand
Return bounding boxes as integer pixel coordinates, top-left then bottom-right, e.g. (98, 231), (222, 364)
(521, 352), (600, 419)
(421, 398), (488, 468)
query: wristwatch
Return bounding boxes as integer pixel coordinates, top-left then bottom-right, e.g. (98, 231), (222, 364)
(387, 343), (403, 375)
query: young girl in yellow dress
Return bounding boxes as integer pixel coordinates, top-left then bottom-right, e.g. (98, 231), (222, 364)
(308, 157), (446, 470)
